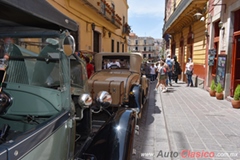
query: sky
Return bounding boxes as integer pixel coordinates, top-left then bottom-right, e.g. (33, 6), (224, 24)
(128, 0), (165, 39)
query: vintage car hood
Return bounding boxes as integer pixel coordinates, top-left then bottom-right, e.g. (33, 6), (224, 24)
(89, 70), (140, 106)
(90, 70), (140, 84)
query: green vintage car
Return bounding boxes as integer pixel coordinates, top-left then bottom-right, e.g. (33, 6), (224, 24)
(0, 0), (136, 160)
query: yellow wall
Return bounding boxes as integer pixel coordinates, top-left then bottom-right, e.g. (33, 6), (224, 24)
(47, 0), (128, 53)
(193, 21), (207, 65)
(172, 23), (206, 65)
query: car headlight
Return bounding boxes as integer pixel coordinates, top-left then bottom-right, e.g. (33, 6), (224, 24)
(78, 93), (92, 108)
(95, 91), (112, 108)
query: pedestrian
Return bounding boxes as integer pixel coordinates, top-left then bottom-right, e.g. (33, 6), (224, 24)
(166, 53), (173, 86)
(172, 55), (182, 83)
(162, 59), (169, 86)
(155, 60), (167, 93)
(0, 38), (11, 70)
(0, 38), (12, 60)
(185, 58), (194, 87)
(142, 62), (150, 79)
(85, 56), (94, 79)
(155, 62), (159, 81)
(149, 63), (157, 83)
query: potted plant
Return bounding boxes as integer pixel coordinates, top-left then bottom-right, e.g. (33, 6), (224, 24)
(232, 84), (240, 108)
(215, 83), (224, 100)
(209, 80), (216, 97)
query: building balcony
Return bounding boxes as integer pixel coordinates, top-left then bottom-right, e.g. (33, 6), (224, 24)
(81, 0), (121, 28)
(122, 23), (131, 35)
(163, 0), (207, 35)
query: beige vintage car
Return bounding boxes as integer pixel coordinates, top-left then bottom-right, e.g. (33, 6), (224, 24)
(88, 52), (149, 118)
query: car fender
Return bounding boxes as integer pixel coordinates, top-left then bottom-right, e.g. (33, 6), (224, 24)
(140, 75), (149, 98)
(81, 109), (136, 160)
(128, 84), (142, 112)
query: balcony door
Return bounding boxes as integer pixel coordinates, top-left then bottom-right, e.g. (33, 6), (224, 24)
(93, 31), (100, 53)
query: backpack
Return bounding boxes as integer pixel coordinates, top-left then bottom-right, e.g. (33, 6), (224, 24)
(166, 59), (172, 69)
(160, 66), (166, 75)
(174, 61), (182, 74)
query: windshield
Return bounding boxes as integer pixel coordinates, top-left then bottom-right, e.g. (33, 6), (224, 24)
(0, 37), (87, 91)
(0, 37), (61, 89)
(102, 56), (130, 69)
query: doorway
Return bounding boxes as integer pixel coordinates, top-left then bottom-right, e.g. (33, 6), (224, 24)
(179, 39), (184, 81)
(231, 9), (240, 96)
(231, 35), (240, 96)
(93, 31), (100, 53)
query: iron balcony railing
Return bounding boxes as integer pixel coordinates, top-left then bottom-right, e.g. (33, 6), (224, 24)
(82, 0), (121, 28)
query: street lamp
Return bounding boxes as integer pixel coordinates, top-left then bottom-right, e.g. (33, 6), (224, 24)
(218, 21), (224, 30)
(91, 23), (95, 31)
(194, 12), (202, 20)
(205, 30), (209, 37)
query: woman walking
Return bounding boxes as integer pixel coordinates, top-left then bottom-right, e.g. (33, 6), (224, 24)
(155, 61), (167, 93)
(185, 58), (194, 87)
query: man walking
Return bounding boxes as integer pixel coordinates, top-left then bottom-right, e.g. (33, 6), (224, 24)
(166, 54), (173, 86)
(150, 63), (157, 83)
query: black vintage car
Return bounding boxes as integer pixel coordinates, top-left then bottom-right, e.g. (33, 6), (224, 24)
(0, 0), (136, 159)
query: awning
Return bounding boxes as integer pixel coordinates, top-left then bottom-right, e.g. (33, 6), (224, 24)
(0, 0), (78, 32)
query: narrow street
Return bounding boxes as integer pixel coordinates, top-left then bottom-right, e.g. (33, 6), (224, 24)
(132, 81), (240, 160)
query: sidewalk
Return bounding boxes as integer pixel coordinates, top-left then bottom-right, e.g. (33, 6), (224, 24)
(132, 81), (240, 160)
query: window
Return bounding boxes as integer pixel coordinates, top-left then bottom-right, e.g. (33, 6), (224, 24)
(135, 47), (138, 51)
(117, 42), (119, 52)
(111, 39), (114, 52)
(101, 2), (106, 15)
(135, 40), (138, 45)
(122, 44), (124, 52)
(144, 47), (146, 51)
(144, 39), (146, 45)
(122, 16), (125, 26)
(111, 3), (115, 23)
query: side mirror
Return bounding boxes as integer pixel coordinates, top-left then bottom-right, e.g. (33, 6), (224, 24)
(63, 32), (76, 57)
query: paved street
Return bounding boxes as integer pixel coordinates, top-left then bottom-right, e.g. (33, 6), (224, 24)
(132, 81), (240, 160)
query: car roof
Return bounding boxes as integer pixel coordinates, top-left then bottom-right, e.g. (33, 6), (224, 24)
(0, 0), (78, 37)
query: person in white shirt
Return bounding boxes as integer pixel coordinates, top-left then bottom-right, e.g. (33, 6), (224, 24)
(185, 58), (194, 87)
(107, 59), (121, 68)
(150, 63), (157, 82)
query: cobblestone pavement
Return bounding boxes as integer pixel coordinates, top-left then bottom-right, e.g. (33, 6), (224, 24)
(132, 81), (240, 160)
